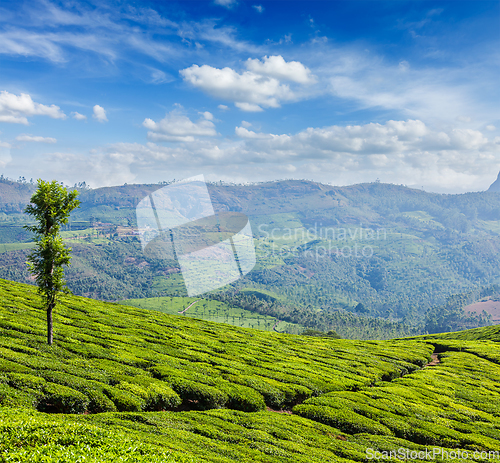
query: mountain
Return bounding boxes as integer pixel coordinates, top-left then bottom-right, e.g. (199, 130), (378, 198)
(0, 278), (499, 462)
(488, 171), (500, 192)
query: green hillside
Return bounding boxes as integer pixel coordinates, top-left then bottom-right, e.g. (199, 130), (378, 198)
(0, 279), (500, 462)
(119, 296), (303, 333)
(2, 177), (500, 337)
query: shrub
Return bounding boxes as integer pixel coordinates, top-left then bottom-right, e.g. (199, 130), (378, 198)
(0, 383), (37, 408)
(220, 382), (266, 412)
(293, 404), (393, 436)
(144, 383), (182, 411)
(103, 385), (144, 412)
(116, 381), (148, 399)
(38, 383), (89, 414)
(169, 377), (228, 410)
(6, 372), (46, 391)
(86, 388), (117, 413)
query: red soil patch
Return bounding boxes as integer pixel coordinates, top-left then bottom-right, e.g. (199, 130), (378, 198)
(266, 407), (292, 414)
(425, 353), (440, 367)
(464, 299), (500, 324)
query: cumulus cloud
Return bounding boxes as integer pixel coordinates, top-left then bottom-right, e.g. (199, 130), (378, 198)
(234, 126), (272, 139)
(16, 134), (57, 143)
(0, 91), (66, 125)
(181, 56), (314, 111)
(253, 5), (264, 13)
(92, 105), (108, 123)
(25, 119), (499, 193)
(218, 104), (229, 111)
(199, 111), (214, 121)
(71, 112), (87, 120)
(233, 119), (496, 157)
(143, 110), (217, 142)
(486, 125), (496, 131)
(245, 55), (315, 84)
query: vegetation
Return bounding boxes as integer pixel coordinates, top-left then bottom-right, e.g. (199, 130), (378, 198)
(0, 278), (500, 461)
(24, 180), (80, 345)
(2, 178), (500, 337)
(120, 296), (302, 333)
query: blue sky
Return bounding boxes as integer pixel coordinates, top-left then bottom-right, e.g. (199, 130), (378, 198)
(0, 0), (498, 192)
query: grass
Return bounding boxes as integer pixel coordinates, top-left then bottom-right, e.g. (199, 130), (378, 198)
(0, 278), (499, 461)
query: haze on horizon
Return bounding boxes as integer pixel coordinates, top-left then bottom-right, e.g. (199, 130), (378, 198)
(0, 0), (498, 194)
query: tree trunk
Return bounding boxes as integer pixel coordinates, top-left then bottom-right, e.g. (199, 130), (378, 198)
(47, 303), (54, 346)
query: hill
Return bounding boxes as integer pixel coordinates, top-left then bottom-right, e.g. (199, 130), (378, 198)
(0, 278), (500, 461)
(2, 177), (500, 335)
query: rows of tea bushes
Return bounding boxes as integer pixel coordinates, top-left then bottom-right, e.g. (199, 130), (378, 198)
(0, 279), (432, 416)
(1, 278), (500, 462)
(5, 405), (499, 463)
(294, 346), (500, 452)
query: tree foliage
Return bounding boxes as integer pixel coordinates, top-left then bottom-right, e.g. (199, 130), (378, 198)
(24, 180), (80, 345)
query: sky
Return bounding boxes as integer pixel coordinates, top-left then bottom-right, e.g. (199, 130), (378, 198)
(0, 0), (499, 192)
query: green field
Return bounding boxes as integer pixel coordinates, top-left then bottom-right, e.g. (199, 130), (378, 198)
(0, 278), (500, 461)
(120, 296), (301, 333)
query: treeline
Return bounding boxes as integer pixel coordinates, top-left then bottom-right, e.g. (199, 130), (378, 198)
(424, 285), (498, 334)
(209, 291), (421, 340)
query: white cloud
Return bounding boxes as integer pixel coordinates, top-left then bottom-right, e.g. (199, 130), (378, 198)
(0, 91), (66, 125)
(200, 111), (214, 121)
(486, 125), (496, 131)
(246, 55), (316, 84)
(16, 134), (57, 144)
(253, 5), (264, 13)
(92, 105), (108, 123)
(150, 68), (173, 84)
(214, 0), (238, 8)
(235, 126), (271, 139)
(218, 104), (229, 111)
(320, 46), (498, 125)
(241, 120), (252, 128)
(235, 102), (264, 112)
(181, 59), (303, 111)
(25, 120), (498, 192)
(143, 110), (217, 142)
(72, 112), (87, 121)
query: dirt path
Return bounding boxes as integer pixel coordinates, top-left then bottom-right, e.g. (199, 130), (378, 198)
(266, 406), (292, 414)
(425, 353), (440, 367)
(178, 299), (201, 314)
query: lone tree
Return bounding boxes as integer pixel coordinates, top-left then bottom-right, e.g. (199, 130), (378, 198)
(25, 180), (80, 345)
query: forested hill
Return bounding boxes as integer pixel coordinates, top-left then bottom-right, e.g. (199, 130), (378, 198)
(3, 177), (500, 336)
(2, 176), (500, 224)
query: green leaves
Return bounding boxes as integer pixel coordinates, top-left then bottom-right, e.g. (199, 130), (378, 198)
(24, 179), (79, 344)
(24, 180), (80, 237)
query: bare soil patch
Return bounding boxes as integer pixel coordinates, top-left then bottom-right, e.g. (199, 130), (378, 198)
(464, 299), (500, 324)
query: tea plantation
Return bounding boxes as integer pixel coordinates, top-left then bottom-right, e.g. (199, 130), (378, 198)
(0, 278), (499, 462)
